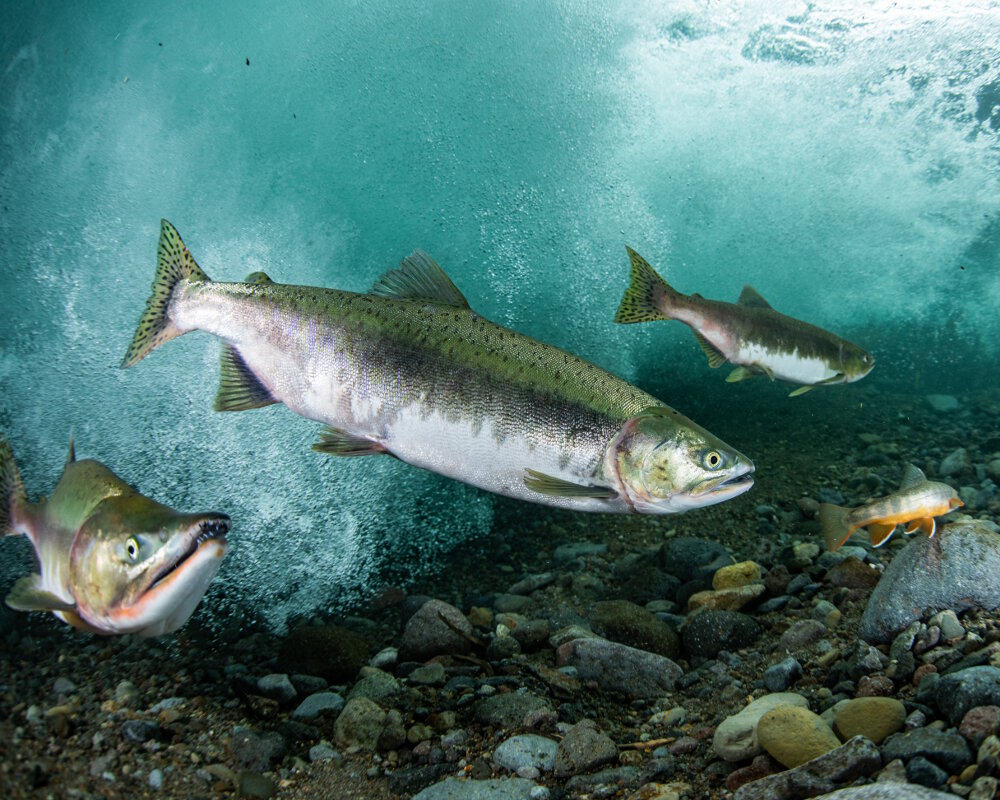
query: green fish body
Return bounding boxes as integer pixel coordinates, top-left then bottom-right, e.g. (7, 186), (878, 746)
(0, 435), (230, 636)
(122, 221), (754, 514)
(615, 248), (875, 396)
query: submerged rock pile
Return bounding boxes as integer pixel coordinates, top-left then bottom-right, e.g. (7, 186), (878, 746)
(1, 393), (999, 799)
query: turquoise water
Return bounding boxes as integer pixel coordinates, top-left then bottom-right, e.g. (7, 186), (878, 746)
(2, 1), (999, 630)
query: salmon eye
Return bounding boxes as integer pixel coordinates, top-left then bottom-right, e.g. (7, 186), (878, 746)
(703, 450), (723, 470)
(126, 537), (140, 561)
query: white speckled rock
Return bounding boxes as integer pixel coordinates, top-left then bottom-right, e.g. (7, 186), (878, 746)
(712, 692), (809, 762)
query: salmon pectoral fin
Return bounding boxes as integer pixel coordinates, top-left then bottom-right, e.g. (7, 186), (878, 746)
(523, 469), (617, 499)
(6, 574), (76, 613)
(788, 385), (815, 397)
(312, 428), (389, 457)
(214, 345), (280, 412)
(867, 521), (897, 547)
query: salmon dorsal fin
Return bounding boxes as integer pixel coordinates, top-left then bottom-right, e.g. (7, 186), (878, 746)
(737, 285), (773, 309)
(898, 464), (927, 490)
(244, 271), (274, 285)
(370, 250), (470, 308)
(66, 431), (76, 466)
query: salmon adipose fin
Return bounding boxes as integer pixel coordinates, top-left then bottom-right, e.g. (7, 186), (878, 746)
(819, 502), (854, 551)
(0, 435), (27, 536)
(121, 220), (211, 369)
(614, 247), (679, 324)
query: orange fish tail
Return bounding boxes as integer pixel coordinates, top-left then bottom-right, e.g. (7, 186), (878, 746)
(819, 503), (853, 551)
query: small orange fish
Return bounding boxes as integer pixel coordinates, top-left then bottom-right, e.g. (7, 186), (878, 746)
(819, 464), (963, 551)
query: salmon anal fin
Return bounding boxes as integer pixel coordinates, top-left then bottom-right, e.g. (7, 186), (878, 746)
(214, 344), (279, 412)
(867, 521), (897, 547)
(695, 333), (727, 368)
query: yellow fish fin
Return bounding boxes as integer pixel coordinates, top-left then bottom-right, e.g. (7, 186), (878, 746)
(788, 385), (814, 397)
(523, 469), (616, 499)
(695, 333), (727, 368)
(867, 521), (897, 547)
(726, 366), (754, 383)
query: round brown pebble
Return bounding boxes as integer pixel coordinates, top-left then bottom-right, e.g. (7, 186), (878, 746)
(833, 697), (905, 744)
(757, 706), (842, 768)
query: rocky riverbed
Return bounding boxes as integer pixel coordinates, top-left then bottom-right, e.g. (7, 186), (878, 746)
(1, 388), (999, 800)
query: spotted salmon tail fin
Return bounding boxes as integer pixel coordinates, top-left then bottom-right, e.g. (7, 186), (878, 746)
(819, 502), (853, 551)
(0, 435), (27, 536)
(121, 220), (211, 368)
(614, 247), (680, 324)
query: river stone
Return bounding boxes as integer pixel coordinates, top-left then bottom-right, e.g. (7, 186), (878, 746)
(493, 734), (558, 773)
(859, 521), (1000, 643)
(411, 777), (542, 800)
(333, 697), (386, 750)
(811, 785), (956, 799)
(656, 537), (733, 582)
(553, 719), (618, 777)
(590, 600), (680, 659)
(935, 667), (1000, 725)
(277, 624), (369, 683)
(556, 637), (682, 698)
(399, 599), (475, 660)
(713, 693), (810, 762)
(713, 561), (762, 589)
(881, 727), (972, 772)
(757, 705), (842, 768)
(682, 610), (762, 657)
(832, 697), (905, 744)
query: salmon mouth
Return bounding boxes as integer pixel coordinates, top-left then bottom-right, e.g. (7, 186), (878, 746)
(149, 515), (231, 590)
(700, 463), (755, 498)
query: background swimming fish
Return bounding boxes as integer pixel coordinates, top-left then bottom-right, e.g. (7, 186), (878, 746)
(615, 248), (874, 396)
(0, 435), (230, 636)
(121, 221), (754, 514)
(819, 464), (963, 551)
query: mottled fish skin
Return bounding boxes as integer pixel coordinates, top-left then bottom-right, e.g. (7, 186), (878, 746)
(819, 464), (963, 551)
(615, 248), (874, 395)
(0, 435), (230, 636)
(121, 221), (755, 514)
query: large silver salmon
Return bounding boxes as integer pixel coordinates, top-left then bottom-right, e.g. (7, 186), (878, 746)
(122, 221), (754, 513)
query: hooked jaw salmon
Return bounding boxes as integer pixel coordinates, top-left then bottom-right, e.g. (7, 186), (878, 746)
(1, 434), (231, 636)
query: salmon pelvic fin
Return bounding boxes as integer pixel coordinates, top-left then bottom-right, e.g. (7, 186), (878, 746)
(121, 220), (211, 369)
(819, 502), (854, 551)
(614, 247), (677, 325)
(0, 435), (27, 536)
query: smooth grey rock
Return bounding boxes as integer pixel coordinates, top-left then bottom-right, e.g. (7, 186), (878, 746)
(348, 669), (401, 705)
(764, 657), (803, 691)
(657, 537), (733, 581)
(399, 599), (475, 660)
(935, 667), (1000, 725)
(881, 727), (972, 772)
(256, 673), (297, 704)
(682, 610), (762, 657)
(926, 394), (959, 412)
(859, 521), (1000, 643)
(938, 447), (969, 476)
(812, 785), (956, 799)
(732, 736), (881, 800)
(493, 734), (558, 773)
(291, 691), (345, 720)
(411, 776), (543, 800)
(555, 637), (682, 698)
(475, 692), (551, 729)
(553, 719), (617, 777)
(333, 697), (386, 750)
(713, 692), (809, 762)
(905, 755), (948, 787)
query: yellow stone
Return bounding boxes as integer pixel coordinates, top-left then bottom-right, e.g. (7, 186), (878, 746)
(713, 561), (762, 590)
(832, 697), (905, 744)
(757, 705), (841, 768)
(688, 583), (765, 612)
